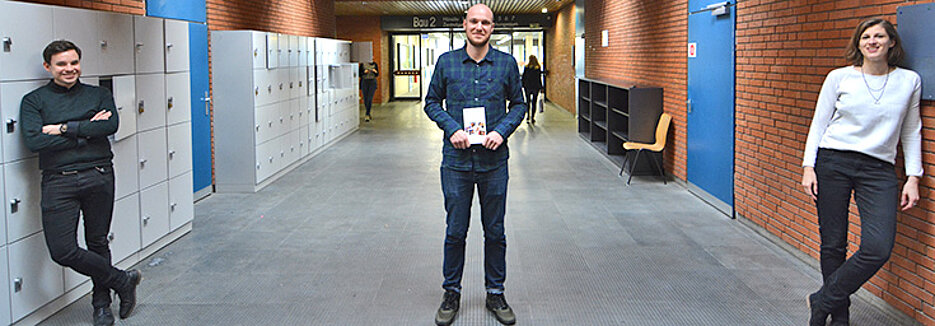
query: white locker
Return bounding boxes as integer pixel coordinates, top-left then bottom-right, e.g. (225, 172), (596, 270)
(111, 193), (141, 263)
(288, 99), (300, 131)
(289, 67), (300, 99)
(134, 16), (165, 74)
(255, 140), (278, 183)
(0, 246), (10, 325)
(299, 125), (309, 157)
(137, 128), (168, 190)
(165, 72), (191, 126)
(288, 35), (298, 67)
(8, 233), (64, 322)
(265, 33), (278, 69)
(164, 20), (190, 73)
(251, 31), (267, 70)
(168, 172), (193, 231)
(135, 73), (167, 132)
(1, 80), (44, 163)
(138, 181), (168, 248)
(112, 75), (137, 141)
(253, 69), (273, 107)
(299, 96), (309, 127)
(111, 135), (139, 200)
(52, 7), (102, 77)
(4, 159), (41, 243)
(0, 170), (4, 244)
(298, 36), (308, 67)
(167, 122), (192, 179)
(99, 13), (135, 76)
(288, 129), (301, 164)
(278, 34), (289, 68)
(0, 1), (54, 81)
(275, 68), (288, 103)
(255, 104), (277, 144)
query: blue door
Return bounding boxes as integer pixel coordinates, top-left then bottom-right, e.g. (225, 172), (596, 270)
(189, 23), (212, 196)
(687, 1), (735, 212)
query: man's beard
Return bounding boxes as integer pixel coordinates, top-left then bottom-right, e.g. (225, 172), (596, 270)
(468, 35), (489, 48)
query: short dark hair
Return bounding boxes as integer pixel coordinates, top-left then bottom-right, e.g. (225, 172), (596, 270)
(42, 40), (82, 64)
(844, 18), (904, 66)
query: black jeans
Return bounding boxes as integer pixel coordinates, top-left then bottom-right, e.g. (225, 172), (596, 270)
(361, 79), (377, 116)
(41, 166), (125, 309)
(813, 148), (899, 311)
(523, 90), (538, 121)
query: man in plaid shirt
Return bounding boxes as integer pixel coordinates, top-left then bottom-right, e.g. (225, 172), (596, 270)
(424, 4), (526, 326)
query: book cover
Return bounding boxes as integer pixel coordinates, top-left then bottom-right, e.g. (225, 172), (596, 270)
(462, 107), (487, 145)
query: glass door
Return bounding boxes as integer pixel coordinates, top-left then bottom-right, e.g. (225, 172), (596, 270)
(421, 32), (452, 100)
(391, 34), (422, 99)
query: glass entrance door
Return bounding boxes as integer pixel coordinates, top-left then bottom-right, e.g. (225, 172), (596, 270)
(391, 34), (421, 99)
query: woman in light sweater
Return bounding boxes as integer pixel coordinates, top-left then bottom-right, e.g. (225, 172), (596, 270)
(801, 18), (922, 326)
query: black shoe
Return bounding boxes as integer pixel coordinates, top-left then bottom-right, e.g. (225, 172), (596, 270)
(116, 270), (142, 319)
(92, 307), (115, 326)
(808, 292), (829, 326)
(435, 290), (460, 326)
(829, 298), (849, 326)
(486, 293), (516, 325)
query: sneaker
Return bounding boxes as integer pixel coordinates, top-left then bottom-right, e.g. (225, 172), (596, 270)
(364, 115), (371, 122)
(435, 290), (460, 326)
(486, 293), (516, 325)
(807, 292), (829, 326)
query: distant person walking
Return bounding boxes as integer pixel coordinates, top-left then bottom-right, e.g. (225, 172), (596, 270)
(801, 18), (921, 326)
(521, 55), (543, 124)
(360, 59), (379, 121)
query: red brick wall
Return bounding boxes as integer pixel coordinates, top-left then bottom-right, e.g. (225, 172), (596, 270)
(735, 1), (935, 324)
(206, 0), (335, 37)
(16, 0), (144, 14)
(336, 15), (387, 104)
(584, 0), (688, 179)
(545, 3), (576, 114)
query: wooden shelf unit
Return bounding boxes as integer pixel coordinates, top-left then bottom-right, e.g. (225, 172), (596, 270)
(577, 77), (663, 174)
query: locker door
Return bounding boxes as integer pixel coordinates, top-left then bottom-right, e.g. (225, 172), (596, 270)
(288, 35), (298, 67)
(134, 16), (165, 74)
(299, 94), (309, 126)
(288, 99), (300, 131)
(255, 104), (277, 144)
(99, 12), (135, 76)
(0, 1), (54, 81)
(168, 172), (193, 231)
(251, 32), (267, 69)
(298, 36), (308, 67)
(139, 181), (169, 248)
(297, 67), (307, 99)
(0, 247), (10, 325)
(289, 67), (300, 99)
(164, 19), (190, 73)
(111, 193), (141, 263)
(166, 72), (192, 126)
(135, 73), (167, 132)
(275, 68), (288, 103)
(1, 80), (44, 163)
(4, 159), (41, 243)
(278, 34), (289, 69)
(111, 135), (139, 200)
(167, 122), (192, 179)
(253, 69), (272, 107)
(265, 33), (278, 69)
(255, 140), (277, 183)
(137, 128), (168, 190)
(112, 75), (137, 141)
(52, 7), (102, 77)
(9, 233), (64, 322)
(299, 125), (309, 157)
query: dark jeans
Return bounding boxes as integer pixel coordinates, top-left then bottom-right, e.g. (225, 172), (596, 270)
(813, 148), (899, 311)
(41, 166), (125, 309)
(441, 164), (508, 293)
(524, 90), (538, 121)
(361, 79), (377, 116)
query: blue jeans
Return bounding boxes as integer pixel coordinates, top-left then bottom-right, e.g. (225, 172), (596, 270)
(813, 148), (898, 311)
(441, 164), (508, 293)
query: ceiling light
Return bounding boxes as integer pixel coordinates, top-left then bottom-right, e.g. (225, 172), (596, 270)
(541, 8), (548, 13)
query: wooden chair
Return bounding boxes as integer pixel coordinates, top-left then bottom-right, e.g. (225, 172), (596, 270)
(619, 113), (671, 185)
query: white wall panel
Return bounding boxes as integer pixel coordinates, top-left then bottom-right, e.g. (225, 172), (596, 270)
(0, 1), (54, 81)
(3, 159), (41, 243)
(0, 80), (43, 163)
(8, 233), (63, 322)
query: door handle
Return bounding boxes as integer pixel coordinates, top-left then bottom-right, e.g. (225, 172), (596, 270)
(108, 232), (115, 241)
(142, 216), (150, 226)
(13, 277), (22, 292)
(139, 159), (147, 167)
(10, 198), (21, 213)
(687, 99), (693, 114)
(6, 118), (16, 133)
(167, 97), (174, 109)
(201, 91), (212, 116)
(138, 100), (145, 113)
(2, 37), (11, 52)
(100, 40), (108, 48)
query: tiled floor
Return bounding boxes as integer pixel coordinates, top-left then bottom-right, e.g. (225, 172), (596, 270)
(39, 101), (912, 325)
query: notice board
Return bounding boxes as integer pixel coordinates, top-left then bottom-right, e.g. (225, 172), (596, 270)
(898, 3), (935, 100)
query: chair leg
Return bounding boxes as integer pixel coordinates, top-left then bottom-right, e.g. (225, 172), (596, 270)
(649, 151), (667, 185)
(627, 149), (643, 185)
(619, 150), (630, 177)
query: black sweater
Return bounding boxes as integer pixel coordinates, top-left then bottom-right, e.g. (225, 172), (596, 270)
(20, 80), (119, 173)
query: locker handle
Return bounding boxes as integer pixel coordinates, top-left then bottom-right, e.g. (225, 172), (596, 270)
(280, 151), (284, 157)
(142, 216), (150, 226)
(279, 83), (283, 90)
(166, 43), (174, 49)
(100, 40), (108, 48)
(138, 100), (145, 113)
(139, 159), (147, 167)
(255, 87), (259, 96)
(170, 203), (177, 211)
(167, 97), (174, 109)
(13, 278), (22, 293)
(2, 37), (11, 52)
(6, 118), (16, 133)
(268, 156), (273, 163)
(267, 85), (272, 93)
(168, 150), (176, 158)
(290, 82), (294, 89)
(256, 163), (261, 170)
(255, 124), (260, 131)
(10, 198), (21, 213)
(108, 232), (115, 241)
(117, 107), (123, 112)
(136, 42), (144, 49)
(254, 49), (258, 57)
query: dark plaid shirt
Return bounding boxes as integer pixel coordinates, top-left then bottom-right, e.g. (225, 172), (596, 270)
(424, 46), (527, 172)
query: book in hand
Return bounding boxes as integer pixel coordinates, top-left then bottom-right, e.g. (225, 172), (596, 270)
(463, 107), (487, 145)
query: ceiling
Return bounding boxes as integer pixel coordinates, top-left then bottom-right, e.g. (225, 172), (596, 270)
(334, 0), (575, 16)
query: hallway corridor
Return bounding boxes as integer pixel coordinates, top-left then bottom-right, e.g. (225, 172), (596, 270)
(40, 102), (909, 325)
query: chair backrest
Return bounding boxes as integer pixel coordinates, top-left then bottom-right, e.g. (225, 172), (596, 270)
(653, 113), (672, 147)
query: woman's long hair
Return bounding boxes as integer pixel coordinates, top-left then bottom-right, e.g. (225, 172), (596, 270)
(844, 18), (904, 66)
(526, 55), (540, 69)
